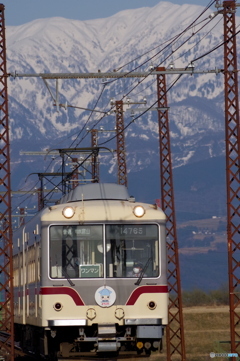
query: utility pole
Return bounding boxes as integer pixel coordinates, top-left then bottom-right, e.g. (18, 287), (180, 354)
(0, 4), (14, 361)
(157, 67), (186, 361)
(222, 1), (240, 359)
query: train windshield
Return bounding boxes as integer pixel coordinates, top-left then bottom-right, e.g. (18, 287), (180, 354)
(49, 224), (159, 279)
(105, 224), (159, 278)
(50, 225), (103, 278)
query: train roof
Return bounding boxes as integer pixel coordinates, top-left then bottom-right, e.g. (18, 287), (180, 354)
(59, 183), (130, 203)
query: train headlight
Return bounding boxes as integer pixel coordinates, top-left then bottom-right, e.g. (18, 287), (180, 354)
(62, 206), (75, 218)
(133, 205), (145, 217)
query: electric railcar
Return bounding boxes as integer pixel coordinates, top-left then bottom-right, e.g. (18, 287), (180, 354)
(13, 183), (168, 359)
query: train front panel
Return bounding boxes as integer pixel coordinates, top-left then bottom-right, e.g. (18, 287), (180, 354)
(38, 197), (168, 356)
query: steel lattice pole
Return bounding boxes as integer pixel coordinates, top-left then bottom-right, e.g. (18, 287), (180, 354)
(115, 100), (128, 187)
(0, 4), (14, 361)
(91, 129), (99, 183)
(223, 1), (240, 359)
(157, 67), (186, 361)
(38, 175), (44, 210)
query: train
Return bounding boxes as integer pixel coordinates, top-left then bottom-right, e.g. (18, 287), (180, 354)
(13, 182), (168, 359)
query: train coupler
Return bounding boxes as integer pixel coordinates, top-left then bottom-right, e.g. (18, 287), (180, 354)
(96, 324), (120, 352)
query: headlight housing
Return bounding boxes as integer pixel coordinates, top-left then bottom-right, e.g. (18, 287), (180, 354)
(133, 205), (145, 217)
(62, 206), (75, 218)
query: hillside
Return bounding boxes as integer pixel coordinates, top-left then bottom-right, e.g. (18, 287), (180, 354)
(6, 1), (232, 204)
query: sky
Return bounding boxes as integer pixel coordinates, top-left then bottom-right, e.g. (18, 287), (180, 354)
(5, 0), (215, 26)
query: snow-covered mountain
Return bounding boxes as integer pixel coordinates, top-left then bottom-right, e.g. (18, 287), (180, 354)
(6, 1), (234, 215)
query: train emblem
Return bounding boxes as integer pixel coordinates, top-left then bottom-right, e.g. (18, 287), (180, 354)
(95, 286), (116, 307)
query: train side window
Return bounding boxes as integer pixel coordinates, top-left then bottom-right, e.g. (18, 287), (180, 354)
(13, 254), (19, 287)
(105, 224), (159, 278)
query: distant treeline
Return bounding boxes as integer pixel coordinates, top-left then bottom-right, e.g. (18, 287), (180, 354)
(181, 285), (230, 307)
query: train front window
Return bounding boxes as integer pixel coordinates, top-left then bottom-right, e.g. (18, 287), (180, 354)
(105, 224), (159, 278)
(50, 225), (103, 278)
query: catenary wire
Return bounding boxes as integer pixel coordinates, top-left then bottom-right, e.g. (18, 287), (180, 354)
(66, 7), (221, 151)
(131, 15), (223, 100)
(41, 0), (219, 153)
(13, 0), (221, 209)
(32, 8), (224, 193)
(114, 0), (216, 73)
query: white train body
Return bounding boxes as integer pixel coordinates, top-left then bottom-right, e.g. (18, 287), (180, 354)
(13, 183), (168, 358)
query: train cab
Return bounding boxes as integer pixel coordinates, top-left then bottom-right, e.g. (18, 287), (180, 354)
(13, 183), (168, 358)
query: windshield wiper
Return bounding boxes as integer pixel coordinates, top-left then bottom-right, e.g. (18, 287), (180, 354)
(134, 257), (152, 286)
(62, 267), (75, 287)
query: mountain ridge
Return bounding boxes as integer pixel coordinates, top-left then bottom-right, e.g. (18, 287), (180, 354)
(5, 1), (232, 218)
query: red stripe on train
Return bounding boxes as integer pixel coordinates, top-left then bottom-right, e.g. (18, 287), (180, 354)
(126, 285), (168, 305)
(40, 287), (85, 306)
(40, 285), (167, 307)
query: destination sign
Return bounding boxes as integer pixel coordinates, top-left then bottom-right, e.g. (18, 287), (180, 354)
(63, 227), (91, 237)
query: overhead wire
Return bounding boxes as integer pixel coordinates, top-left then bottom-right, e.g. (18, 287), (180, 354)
(192, 25), (240, 63)
(47, 0), (218, 151)
(14, 0), (223, 211)
(89, 1), (218, 118)
(69, 83), (107, 148)
(115, 0), (218, 105)
(98, 70), (185, 146)
(11, 149), (60, 214)
(41, 7), (230, 155)
(50, 6), (219, 148)
(131, 14), (223, 100)
(97, 6), (223, 146)
(113, 15), (208, 73)
(41, 10), (221, 163)
(57, 0), (217, 135)
(53, 3), (220, 170)
(109, 0), (216, 76)
(68, 4), (220, 151)
(22, 83), (109, 201)
(115, 17), (218, 101)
